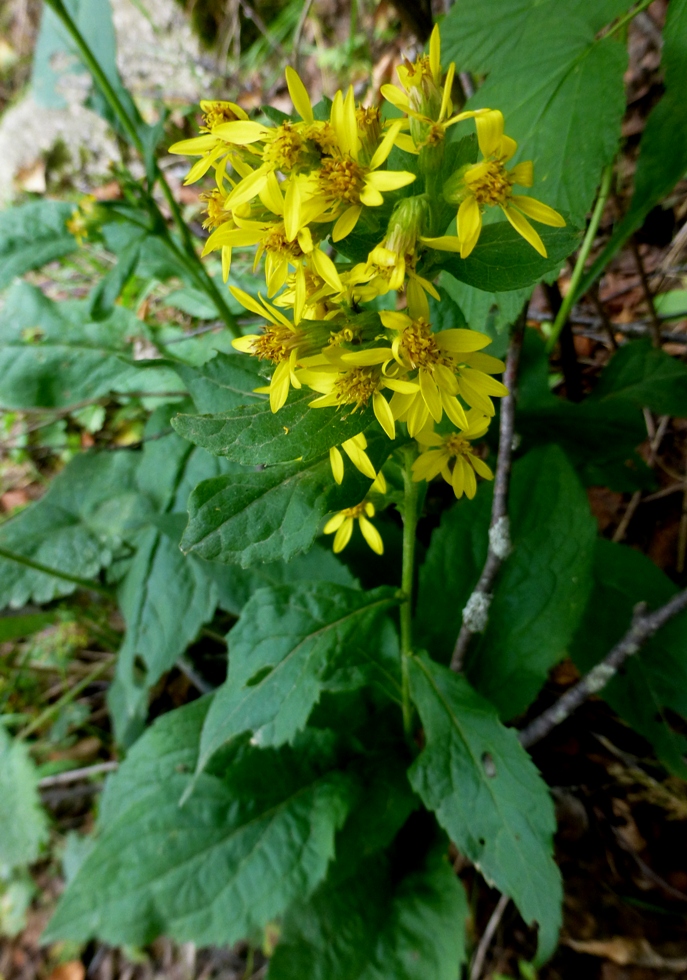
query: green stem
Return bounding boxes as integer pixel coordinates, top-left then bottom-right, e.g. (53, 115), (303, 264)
(400, 446), (419, 739)
(0, 546), (113, 599)
(43, 0), (239, 337)
(18, 658), (113, 740)
(546, 163), (614, 353)
(603, 0), (655, 39)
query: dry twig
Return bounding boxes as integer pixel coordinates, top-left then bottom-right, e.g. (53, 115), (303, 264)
(451, 310), (526, 672)
(469, 893), (510, 980)
(519, 588), (687, 748)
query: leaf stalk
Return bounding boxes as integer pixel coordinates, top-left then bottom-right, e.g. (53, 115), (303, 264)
(400, 445), (419, 739)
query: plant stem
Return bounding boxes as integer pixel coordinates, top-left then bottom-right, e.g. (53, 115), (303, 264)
(18, 658), (113, 740)
(43, 0), (239, 337)
(545, 163), (614, 353)
(603, 0), (655, 39)
(0, 546), (113, 599)
(400, 446), (419, 739)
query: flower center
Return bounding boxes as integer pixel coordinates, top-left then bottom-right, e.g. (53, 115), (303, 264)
(201, 102), (241, 130)
(200, 188), (230, 231)
(263, 123), (304, 172)
(319, 158), (366, 205)
(469, 160), (512, 207)
(398, 318), (449, 369)
(341, 502), (368, 519)
(262, 224), (305, 260)
(250, 323), (297, 363)
(444, 434), (471, 457)
(332, 367), (379, 410)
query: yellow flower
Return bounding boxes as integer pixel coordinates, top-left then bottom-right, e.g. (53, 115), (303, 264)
(423, 109), (565, 258)
(340, 311), (506, 436)
(324, 500), (384, 554)
(381, 25), (487, 152)
(329, 433), (378, 484)
(229, 287), (329, 412)
(412, 411), (494, 498)
(168, 101), (252, 185)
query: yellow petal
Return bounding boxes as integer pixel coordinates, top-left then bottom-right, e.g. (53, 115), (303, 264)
(469, 454), (494, 480)
(421, 235), (463, 253)
(359, 515), (384, 555)
(168, 134), (219, 155)
(226, 169), (269, 208)
(342, 439), (377, 479)
(441, 392), (469, 430)
(324, 511), (346, 533)
(270, 360), (292, 412)
(380, 84), (411, 113)
(232, 334), (258, 353)
(412, 449), (447, 482)
(452, 456), (466, 498)
(333, 518), (354, 552)
(329, 446), (344, 484)
(463, 458), (477, 499)
(365, 170), (416, 192)
(260, 171), (285, 215)
(285, 66), (314, 123)
(457, 196), (482, 257)
(475, 110), (505, 158)
(309, 248), (343, 292)
(503, 205), (547, 257)
(438, 329), (491, 354)
(373, 391), (396, 439)
(420, 370), (442, 422)
(466, 352), (506, 374)
(429, 24), (441, 83)
(369, 120), (404, 170)
(509, 161), (533, 188)
(439, 62), (455, 123)
(393, 133), (419, 155)
(332, 205), (362, 242)
(359, 184), (384, 207)
(510, 195), (566, 227)
(499, 134), (518, 162)
(214, 120), (269, 144)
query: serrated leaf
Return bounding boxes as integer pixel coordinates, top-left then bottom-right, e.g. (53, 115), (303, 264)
(435, 221), (580, 293)
(415, 489), (491, 661)
(0, 201), (76, 288)
(467, 445), (595, 718)
(206, 543), (359, 617)
(408, 654), (561, 964)
(45, 704), (354, 948)
(580, 0), (687, 291)
(181, 455), (377, 567)
(173, 390), (375, 465)
(589, 339), (687, 417)
(570, 539), (687, 777)
(0, 452), (143, 610)
(174, 353), (266, 414)
(198, 583), (399, 766)
(442, 0), (629, 224)
(268, 848), (468, 980)
(439, 272), (530, 355)
(0, 726), (49, 871)
(109, 527), (218, 746)
(0, 282), (180, 409)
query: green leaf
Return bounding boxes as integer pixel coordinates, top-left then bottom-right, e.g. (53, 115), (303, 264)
(0, 201), (76, 289)
(268, 848), (468, 980)
(442, 0), (629, 224)
(173, 391), (375, 465)
(181, 455), (378, 567)
(467, 445), (595, 718)
(570, 539), (687, 777)
(517, 330), (650, 491)
(580, 0), (687, 293)
(206, 543), (359, 617)
(439, 272), (530, 357)
(88, 241), (141, 321)
(589, 339), (687, 418)
(0, 612), (56, 643)
(197, 583), (399, 766)
(45, 706), (354, 947)
(0, 282), (181, 410)
(416, 489), (491, 661)
(434, 221), (581, 293)
(408, 654), (562, 964)
(174, 353), (265, 414)
(164, 288), (221, 321)
(109, 527), (218, 746)
(0, 725), (49, 871)
(0, 452), (143, 610)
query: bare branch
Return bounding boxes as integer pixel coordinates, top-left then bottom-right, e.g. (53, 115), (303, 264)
(450, 310), (526, 672)
(519, 588), (687, 749)
(469, 893), (510, 980)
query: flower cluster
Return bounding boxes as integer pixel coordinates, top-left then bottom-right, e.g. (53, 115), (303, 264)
(170, 27), (563, 555)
